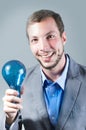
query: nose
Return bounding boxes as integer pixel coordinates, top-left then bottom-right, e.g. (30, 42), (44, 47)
(39, 38), (49, 51)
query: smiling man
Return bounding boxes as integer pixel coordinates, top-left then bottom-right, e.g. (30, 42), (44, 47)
(2, 9), (86, 130)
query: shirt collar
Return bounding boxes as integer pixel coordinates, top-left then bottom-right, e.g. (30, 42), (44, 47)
(41, 55), (69, 90)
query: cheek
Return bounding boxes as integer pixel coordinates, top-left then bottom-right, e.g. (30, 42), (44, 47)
(49, 40), (57, 48)
(50, 40), (61, 49)
(30, 45), (38, 55)
(54, 41), (64, 51)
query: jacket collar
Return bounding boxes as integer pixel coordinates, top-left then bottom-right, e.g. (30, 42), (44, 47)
(56, 55), (82, 129)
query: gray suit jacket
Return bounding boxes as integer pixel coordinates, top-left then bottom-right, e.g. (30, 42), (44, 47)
(2, 55), (86, 130)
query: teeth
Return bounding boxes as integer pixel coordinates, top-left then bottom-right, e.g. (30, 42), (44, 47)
(41, 52), (53, 58)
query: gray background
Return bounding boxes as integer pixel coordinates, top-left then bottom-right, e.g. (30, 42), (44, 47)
(0, 0), (86, 126)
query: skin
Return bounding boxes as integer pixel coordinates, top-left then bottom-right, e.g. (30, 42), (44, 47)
(28, 17), (67, 81)
(3, 17), (67, 124)
(3, 89), (22, 124)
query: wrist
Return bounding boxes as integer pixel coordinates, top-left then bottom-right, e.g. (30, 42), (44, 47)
(6, 112), (18, 125)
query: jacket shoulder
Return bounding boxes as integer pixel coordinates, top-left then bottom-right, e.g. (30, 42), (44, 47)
(68, 55), (86, 77)
(24, 64), (40, 82)
(26, 64), (40, 74)
(78, 64), (86, 78)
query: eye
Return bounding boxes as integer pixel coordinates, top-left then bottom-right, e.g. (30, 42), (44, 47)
(30, 38), (38, 44)
(47, 34), (56, 40)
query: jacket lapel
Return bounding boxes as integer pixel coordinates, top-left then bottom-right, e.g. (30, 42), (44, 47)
(23, 65), (49, 119)
(56, 56), (82, 129)
(30, 65), (52, 128)
(32, 67), (48, 117)
(56, 78), (81, 129)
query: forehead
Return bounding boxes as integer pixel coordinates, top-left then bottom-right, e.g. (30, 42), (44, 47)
(27, 17), (59, 37)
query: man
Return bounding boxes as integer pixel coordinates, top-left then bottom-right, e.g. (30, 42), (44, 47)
(2, 9), (86, 130)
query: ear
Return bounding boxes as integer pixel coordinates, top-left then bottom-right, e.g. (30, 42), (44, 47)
(61, 32), (67, 45)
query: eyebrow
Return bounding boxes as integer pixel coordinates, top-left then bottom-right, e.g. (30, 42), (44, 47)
(30, 31), (56, 40)
(45, 31), (56, 36)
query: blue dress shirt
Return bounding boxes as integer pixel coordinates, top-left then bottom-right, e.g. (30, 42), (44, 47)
(41, 55), (69, 126)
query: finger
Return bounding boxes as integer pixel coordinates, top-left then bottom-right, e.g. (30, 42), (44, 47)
(3, 95), (22, 103)
(4, 101), (23, 110)
(5, 89), (19, 96)
(20, 86), (25, 95)
(3, 105), (19, 113)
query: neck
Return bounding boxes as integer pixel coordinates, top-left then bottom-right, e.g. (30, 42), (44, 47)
(42, 54), (66, 82)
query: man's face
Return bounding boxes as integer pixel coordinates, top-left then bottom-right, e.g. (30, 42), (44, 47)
(27, 17), (67, 70)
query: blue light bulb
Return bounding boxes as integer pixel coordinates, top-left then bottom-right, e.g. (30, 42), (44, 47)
(2, 60), (26, 97)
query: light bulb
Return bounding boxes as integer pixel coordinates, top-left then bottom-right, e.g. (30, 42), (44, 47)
(2, 60), (26, 97)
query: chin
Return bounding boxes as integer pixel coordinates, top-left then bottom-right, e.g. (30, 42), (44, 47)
(37, 58), (59, 69)
(41, 62), (58, 70)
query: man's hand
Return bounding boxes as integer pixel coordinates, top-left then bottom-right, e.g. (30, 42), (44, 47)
(2, 89), (23, 125)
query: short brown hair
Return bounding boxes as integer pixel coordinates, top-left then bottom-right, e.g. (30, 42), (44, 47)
(26, 9), (64, 38)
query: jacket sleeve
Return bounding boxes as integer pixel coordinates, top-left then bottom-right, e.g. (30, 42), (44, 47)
(0, 112), (24, 130)
(10, 113), (24, 130)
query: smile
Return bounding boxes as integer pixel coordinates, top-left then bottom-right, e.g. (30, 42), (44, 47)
(40, 52), (54, 58)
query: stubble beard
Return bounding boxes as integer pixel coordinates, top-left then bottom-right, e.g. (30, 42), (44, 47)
(37, 49), (64, 70)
